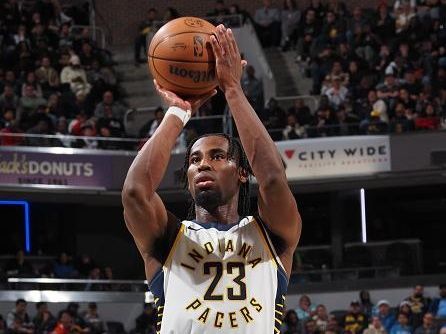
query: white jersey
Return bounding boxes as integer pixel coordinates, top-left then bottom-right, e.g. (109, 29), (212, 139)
(148, 216), (288, 334)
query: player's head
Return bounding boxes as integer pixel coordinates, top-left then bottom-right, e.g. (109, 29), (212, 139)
(182, 133), (252, 219)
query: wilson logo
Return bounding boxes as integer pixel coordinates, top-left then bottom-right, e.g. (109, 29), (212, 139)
(169, 65), (215, 83)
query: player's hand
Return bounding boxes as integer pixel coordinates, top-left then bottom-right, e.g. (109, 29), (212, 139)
(210, 25), (247, 93)
(154, 79), (216, 113)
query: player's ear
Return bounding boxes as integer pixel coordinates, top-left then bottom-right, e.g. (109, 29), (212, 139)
(238, 167), (248, 184)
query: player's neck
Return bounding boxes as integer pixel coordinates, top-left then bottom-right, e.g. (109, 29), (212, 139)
(194, 203), (240, 225)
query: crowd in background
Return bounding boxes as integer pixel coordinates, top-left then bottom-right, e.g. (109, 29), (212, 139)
(1, 0), (445, 148)
(280, 285), (446, 334)
(0, 250), (122, 292)
(0, 284), (444, 334)
(0, 0), (123, 148)
(247, 0), (446, 140)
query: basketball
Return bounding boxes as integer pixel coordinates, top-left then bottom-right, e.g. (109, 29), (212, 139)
(147, 17), (217, 97)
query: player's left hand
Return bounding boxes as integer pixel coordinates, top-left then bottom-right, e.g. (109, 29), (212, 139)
(210, 24), (247, 93)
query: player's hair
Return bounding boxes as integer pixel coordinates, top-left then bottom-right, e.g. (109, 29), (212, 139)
(182, 133), (252, 219)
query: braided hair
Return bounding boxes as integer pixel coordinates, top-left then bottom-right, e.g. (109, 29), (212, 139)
(181, 133), (253, 220)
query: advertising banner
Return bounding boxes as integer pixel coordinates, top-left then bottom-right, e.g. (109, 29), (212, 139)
(276, 136), (391, 180)
(0, 147), (113, 188)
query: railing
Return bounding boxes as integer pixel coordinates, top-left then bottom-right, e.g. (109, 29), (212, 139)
(70, 25), (107, 49)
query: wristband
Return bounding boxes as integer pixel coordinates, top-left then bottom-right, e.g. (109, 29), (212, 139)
(165, 106), (191, 126)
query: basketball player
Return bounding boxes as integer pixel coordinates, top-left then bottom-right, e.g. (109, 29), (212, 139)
(122, 24), (301, 333)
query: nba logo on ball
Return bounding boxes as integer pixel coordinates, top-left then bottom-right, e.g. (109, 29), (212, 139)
(193, 36), (204, 57)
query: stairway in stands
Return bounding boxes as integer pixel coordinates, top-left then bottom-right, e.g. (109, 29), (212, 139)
(263, 48), (313, 97)
(112, 46), (161, 109)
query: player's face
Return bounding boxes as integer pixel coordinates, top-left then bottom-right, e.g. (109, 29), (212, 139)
(187, 136), (242, 209)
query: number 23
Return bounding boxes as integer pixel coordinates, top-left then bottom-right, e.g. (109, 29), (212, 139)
(203, 261), (247, 301)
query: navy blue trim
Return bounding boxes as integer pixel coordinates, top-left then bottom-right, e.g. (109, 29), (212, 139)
(148, 268), (165, 304)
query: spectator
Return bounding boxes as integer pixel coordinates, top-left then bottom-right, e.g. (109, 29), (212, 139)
(283, 113), (306, 140)
(344, 300), (368, 334)
(390, 312), (412, 334)
(241, 65), (264, 118)
(332, 105), (358, 136)
(65, 303), (88, 332)
(404, 285), (432, 328)
(377, 300), (396, 333)
(17, 84), (47, 129)
(415, 103), (440, 131)
(206, 0), (229, 24)
(414, 313), (436, 334)
(6, 299), (34, 334)
(4, 251), (34, 278)
(82, 303), (103, 334)
(53, 253), (77, 279)
(93, 91), (125, 121)
(254, 0), (281, 47)
(33, 302), (56, 334)
(399, 301), (415, 329)
(76, 255), (96, 278)
(281, 0), (301, 51)
(360, 291), (374, 318)
(264, 97), (286, 140)
(21, 72), (43, 98)
(313, 304), (329, 332)
(54, 117), (75, 148)
(134, 8), (158, 66)
(324, 76), (349, 108)
(0, 85), (19, 111)
(35, 56), (60, 97)
(288, 99), (313, 127)
(134, 303), (156, 334)
(296, 9), (320, 62)
(308, 105), (335, 137)
(163, 7), (180, 22)
(139, 107), (164, 138)
(390, 102), (414, 133)
(60, 55), (91, 97)
(281, 309), (299, 333)
(295, 295), (316, 321)
(364, 316), (387, 334)
(429, 284), (446, 318)
(327, 314), (343, 334)
(51, 311), (76, 334)
(305, 319), (322, 334)
(74, 123), (98, 149)
(84, 267), (102, 291)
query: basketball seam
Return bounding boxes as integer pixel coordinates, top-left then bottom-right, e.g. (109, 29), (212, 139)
(148, 55), (214, 64)
(149, 31), (215, 62)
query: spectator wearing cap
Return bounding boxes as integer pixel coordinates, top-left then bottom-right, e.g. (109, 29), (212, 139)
(377, 300), (396, 333)
(414, 313), (436, 334)
(364, 316), (387, 334)
(344, 300), (368, 334)
(429, 284), (446, 318)
(399, 301), (415, 329)
(60, 54), (91, 97)
(404, 285), (432, 329)
(390, 312), (412, 334)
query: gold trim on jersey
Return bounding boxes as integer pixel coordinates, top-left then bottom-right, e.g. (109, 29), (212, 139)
(164, 224), (185, 267)
(251, 218), (287, 272)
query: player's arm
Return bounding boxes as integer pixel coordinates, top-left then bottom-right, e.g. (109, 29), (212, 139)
(211, 25), (301, 274)
(122, 86), (215, 280)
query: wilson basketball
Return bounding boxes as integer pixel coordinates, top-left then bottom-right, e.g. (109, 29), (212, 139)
(147, 17), (217, 97)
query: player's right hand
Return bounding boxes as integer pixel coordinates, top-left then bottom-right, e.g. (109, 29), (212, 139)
(154, 79), (216, 114)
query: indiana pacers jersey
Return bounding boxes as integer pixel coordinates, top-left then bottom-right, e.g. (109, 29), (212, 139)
(148, 216), (288, 334)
